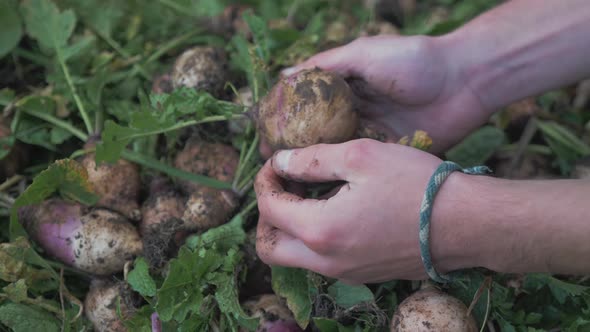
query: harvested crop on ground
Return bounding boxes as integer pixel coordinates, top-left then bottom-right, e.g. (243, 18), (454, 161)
(1, 0), (589, 331)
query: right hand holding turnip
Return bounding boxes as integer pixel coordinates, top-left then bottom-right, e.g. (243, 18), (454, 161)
(254, 139), (484, 284)
(280, 35), (490, 154)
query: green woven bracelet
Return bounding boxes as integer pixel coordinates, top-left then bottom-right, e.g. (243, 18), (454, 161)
(419, 161), (491, 283)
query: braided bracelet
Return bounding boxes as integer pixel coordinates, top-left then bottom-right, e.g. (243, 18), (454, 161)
(419, 161), (491, 283)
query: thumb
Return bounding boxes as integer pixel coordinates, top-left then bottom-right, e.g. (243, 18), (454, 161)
(281, 39), (366, 78)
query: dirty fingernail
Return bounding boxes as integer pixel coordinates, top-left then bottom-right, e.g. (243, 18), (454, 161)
(274, 150), (292, 172)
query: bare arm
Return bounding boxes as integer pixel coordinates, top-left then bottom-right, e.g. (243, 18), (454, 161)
(441, 0), (590, 113)
(442, 175), (590, 275)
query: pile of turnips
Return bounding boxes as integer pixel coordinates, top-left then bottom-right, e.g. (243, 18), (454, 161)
(12, 4), (472, 331)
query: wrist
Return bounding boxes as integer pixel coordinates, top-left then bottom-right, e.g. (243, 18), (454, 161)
(428, 171), (502, 275)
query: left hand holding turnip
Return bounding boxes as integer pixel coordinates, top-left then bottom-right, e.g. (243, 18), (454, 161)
(254, 139), (480, 283)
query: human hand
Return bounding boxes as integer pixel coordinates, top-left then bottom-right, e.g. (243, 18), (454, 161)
(278, 35), (491, 154)
(255, 139), (476, 283)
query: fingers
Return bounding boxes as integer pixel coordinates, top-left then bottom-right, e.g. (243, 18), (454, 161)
(271, 140), (376, 183)
(256, 221), (328, 272)
(281, 39), (367, 77)
(254, 160), (333, 238)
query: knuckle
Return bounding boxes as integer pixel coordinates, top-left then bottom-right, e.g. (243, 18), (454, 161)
(344, 139), (375, 171)
(302, 224), (336, 255)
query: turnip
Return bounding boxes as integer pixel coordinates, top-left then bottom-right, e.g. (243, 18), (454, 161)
(174, 139), (240, 231)
(18, 199), (143, 275)
(84, 279), (141, 332)
(79, 140), (142, 221)
(253, 68), (358, 150)
(151, 73), (173, 95)
(171, 46), (230, 99)
(183, 185), (238, 231)
(241, 294), (303, 332)
(390, 285), (477, 332)
(174, 138), (239, 193)
(140, 176), (187, 267)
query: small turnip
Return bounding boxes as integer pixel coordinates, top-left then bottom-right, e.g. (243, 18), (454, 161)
(84, 279), (141, 332)
(140, 176), (187, 267)
(174, 138), (239, 194)
(390, 286), (477, 332)
(151, 73), (173, 95)
(18, 199), (143, 275)
(183, 186), (238, 231)
(254, 68), (358, 151)
(79, 141), (141, 221)
(171, 46), (230, 99)
(241, 294), (303, 332)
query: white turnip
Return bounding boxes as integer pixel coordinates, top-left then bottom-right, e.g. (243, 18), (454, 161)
(390, 286), (477, 332)
(18, 199), (143, 275)
(171, 46), (230, 99)
(254, 68), (358, 151)
(79, 140), (142, 221)
(140, 176), (187, 267)
(84, 279), (141, 332)
(241, 294), (303, 332)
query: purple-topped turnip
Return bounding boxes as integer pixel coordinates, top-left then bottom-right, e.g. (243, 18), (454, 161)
(241, 294), (303, 332)
(18, 199), (143, 275)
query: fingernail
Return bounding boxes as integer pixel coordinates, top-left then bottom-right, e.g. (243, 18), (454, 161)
(281, 67), (297, 77)
(274, 150), (292, 172)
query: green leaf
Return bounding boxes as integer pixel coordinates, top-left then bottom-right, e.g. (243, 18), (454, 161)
(243, 12), (271, 63)
(155, 246), (220, 322)
(271, 266), (313, 329)
(0, 238), (57, 289)
(524, 274), (589, 305)
(0, 1), (23, 58)
(96, 120), (135, 163)
(185, 214), (246, 251)
(0, 88), (15, 106)
(446, 126), (506, 167)
(327, 281), (375, 309)
(313, 318), (356, 332)
(0, 303), (60, 332)
(127, 257), (157, 297)
(21, 0), (76, 54)
(10, 159), (99, 240)
(2, 279), (28, 303)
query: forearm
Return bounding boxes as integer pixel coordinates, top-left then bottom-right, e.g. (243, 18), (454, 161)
(441, 0), (590, 113)
(445, 175), (590, 275)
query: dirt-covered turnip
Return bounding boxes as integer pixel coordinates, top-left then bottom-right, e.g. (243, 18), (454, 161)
(391, 286), (477, 332)
(241, 294), (303, 332)
(171, 46), (229, 99)
(174, 138), (239, 193)
(151, 73), (173, 94)
(79, 141), (141, 221)
(84, 279), (141, 332)
(140, 176), (187, 267)
(254, 68), (358, 150)
(183, 185), (238, 231)
(18, 199), (143, 275)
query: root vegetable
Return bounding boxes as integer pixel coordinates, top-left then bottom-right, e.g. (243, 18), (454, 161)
(84, 279), (141, 332)
(171, 46), (230, 99)
(173, 139), (239, 194)
(183, 186), (238, 231)
(241, 294), (303, 332)
(79, 141), (141, 221)
(140, 176), (187, 267)
(151, 73), (173, 94)
(391, 286), (477, 332)
(18, 199), (143, 275)
(254, 68), (358, 150)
